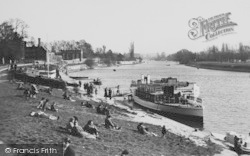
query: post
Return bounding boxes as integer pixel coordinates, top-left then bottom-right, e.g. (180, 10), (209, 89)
(47, 51), (50, 78)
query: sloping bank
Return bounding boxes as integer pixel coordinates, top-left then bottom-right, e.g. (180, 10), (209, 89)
(187, 61), (250, 73)
(0, 67), (237, 155)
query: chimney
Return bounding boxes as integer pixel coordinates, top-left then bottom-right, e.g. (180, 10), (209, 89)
(38, 38), (41, 47)
(147, 75), (150, 84)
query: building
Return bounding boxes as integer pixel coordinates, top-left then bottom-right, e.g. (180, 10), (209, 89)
(60, 50), (83, 61)
(24, 38), (47, 61)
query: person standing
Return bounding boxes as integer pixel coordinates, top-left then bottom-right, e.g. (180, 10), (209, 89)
(104, 88), (108, 98)
(162, 125), (167, 138)
(108, 88), (112, 100)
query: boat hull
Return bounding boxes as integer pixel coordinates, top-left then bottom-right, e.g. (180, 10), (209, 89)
(133, 95), (203, 123)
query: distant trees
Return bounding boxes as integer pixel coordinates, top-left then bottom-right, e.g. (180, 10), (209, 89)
(167, 43), (250, 64)
(155, 52), (167, 61)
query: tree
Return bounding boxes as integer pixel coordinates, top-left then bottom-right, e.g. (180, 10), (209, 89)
(9, 18), (29, 39)
(0, 21), (25, 62)
(85, 59), (95, 68)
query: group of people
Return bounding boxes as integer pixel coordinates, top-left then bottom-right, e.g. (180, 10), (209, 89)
(96, 104), (110, 116)
(83, 82), (95, 96)
(22, 84), (39, 99)
(104, 88), (112, 100)
(137, 123), (167, 137)
(63, 90), (75, 102)
(66, 116), (99, 138)
(37, 97), (58, 112)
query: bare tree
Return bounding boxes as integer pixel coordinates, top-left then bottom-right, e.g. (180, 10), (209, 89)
(9, 18), (29, 39)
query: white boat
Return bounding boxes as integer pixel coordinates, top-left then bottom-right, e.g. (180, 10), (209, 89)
(131, 75), (204, 122)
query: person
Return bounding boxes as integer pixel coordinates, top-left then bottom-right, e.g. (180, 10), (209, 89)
(23, 88), (31, 99)
(95, 88), (98, 95)
(162, 125), (167, 138)
(63, 137), (75, 156)
(14, 64), (17, 71)
(120, 149), (129, 156)
(47, 87), (53, 95)
(63, 90), (69, 100)
(103, 106), (110, 116)
(30, 84), (39, 98)
(71, 116), (83, 136)
(81, 101), (94, 109)
(116, 85), (120, 95)
(105, 115), (121, 130)
(37, 97), (46, 109)
(29, 111), (59, 120)
(83, 120), (99, 137)
(42, 99), (49, 111)
(108, 88), (112, 100)
(137, 123), (150, 135)
(96, 104), (103, 114)
(104, 88), (108, 98)
(66, 118), (75, 133)
(234, 136), (240, 154)
(17, 82), (24, 90)
(50, 102), (58, 112)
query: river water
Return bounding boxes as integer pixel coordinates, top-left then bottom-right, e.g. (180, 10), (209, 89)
(71, 61), (250, 135)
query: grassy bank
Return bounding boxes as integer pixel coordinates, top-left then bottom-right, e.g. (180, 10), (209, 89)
(0, 81), (223, 156)
(187, 61), (250, 72)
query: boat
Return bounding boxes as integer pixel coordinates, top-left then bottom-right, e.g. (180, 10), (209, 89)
(224, 131), (250, 155)
(70, 76), (88, 80)
(93, 78), (102, 85)
(131, 75), (204, 123)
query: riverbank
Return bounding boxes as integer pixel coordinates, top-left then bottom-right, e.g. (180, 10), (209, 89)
(187, 61), (250, 72)
(0, 82), (227, 155)
(0, 66), (238, 155)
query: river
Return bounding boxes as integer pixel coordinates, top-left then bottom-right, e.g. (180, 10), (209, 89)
(70, 61), (250, 135)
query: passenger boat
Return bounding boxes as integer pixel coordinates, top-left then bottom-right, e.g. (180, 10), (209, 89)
(131, 75), (204, 122)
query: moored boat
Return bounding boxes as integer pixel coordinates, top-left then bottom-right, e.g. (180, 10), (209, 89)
(70, 76), (89, 80)
(131, 75), (204, 123)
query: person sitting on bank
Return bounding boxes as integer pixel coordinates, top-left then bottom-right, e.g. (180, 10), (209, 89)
(23, 88), (31, 99)
(17, 82), (25, 90)
(96, 104), (104, 114)
(29, 111), (59, 120)
(137, 123), (150, 135)
(83, 120), (99, 137)
(63, 90), (69, 100)
(30, 84), (39, 98)
(49, 102), (58, 112)
(71, 116), (84, 137)
(105, 115), (121, 130)
(81, 101), (94, 108)
(66, 118), (75, 133)
(63, 137), (75, 156)
(42, 99), (50, 111)
(37, 97), (46, 109)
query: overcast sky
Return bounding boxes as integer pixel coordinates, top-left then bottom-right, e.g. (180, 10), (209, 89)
(1, 0), (250, 55)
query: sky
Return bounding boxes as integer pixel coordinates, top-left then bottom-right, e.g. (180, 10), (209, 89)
(0, 0), (250, 56)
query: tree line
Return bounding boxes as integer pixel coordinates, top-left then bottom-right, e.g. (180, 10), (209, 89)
(166, 43), (250, 64)
(0, 18), (126, 65)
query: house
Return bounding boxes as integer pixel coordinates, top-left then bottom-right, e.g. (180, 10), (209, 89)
(60, 50), (83, 61)
(24, 38), (47, 61)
